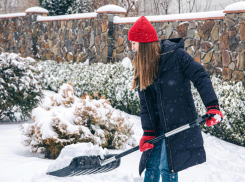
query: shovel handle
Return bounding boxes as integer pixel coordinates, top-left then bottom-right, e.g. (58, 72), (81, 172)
(113, 114), (213, 161)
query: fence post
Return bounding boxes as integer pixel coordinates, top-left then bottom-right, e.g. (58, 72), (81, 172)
(25, 7), (49, 59)
(96, 5), (127, 63)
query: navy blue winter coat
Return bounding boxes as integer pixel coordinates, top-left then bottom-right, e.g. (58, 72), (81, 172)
(138, 38), (218, 176)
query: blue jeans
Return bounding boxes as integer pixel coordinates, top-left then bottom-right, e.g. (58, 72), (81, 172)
(144, 131), (178, 182)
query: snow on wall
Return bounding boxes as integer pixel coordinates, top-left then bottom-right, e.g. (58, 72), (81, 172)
(0, 12), (25, 19)
(114, 10), (225, 24)
(0, 7), (48, 19)
(25, 7), (49, 14)
(96, 4), (126, 13)
(224, 1), (245, 12)
(37, 12), (97, 22)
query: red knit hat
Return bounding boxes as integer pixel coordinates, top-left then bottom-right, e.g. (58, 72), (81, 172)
(128, 16), (158, 43)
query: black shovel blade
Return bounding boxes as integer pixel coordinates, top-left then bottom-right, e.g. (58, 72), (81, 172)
(46, 154), (121, 177)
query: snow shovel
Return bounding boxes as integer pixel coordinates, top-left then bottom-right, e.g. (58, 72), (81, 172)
(46, 114), (213, 177)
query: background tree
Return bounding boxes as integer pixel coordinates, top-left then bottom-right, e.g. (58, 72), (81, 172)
(67, 0), (92, 14)
(90, 0), (139, 17)
(152, 0), (172, 15)
(193, 0), (212, 12)
(187, 0), (195, 13)
(0, 0), (39, 14)
(118, 0), (139, 17)
(138, 0), (245, 16)
(39, 0), (74, 16)
(174, 0), (199, 14)
(39, 0), (138, 16)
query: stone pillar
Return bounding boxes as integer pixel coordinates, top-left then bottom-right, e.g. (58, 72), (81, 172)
(114, 22), (130, 63)
(223, 2), (245, 82)
(96, 5), (127, 63)
(25, 7), (49, 58)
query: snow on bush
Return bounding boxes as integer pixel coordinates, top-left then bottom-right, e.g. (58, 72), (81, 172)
(20, 83), (135, 159)
(38, 59), (140, 116)
(192, 75), (245, 147)
(0, 53), (43, 122)
(122, 57), (133, 70)
(47, 142), (109, 173)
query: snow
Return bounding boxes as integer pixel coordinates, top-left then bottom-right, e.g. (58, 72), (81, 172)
(121, 57), (133, 70)
(1, 112), (245, 182)
(214, 114), (222, 123)
(37, 13), (97, 22)
(96, 5), (126, 13)
(47, 143), (109, 173)
(25, 7), (49, 14)
(224, 1), (245, 12)
(0, 12), (25, 18)
(113, 11), (225, 24)
(1, 89), (245, 182)
(178, 21), (189, 26)
(1, 67), (245, 181)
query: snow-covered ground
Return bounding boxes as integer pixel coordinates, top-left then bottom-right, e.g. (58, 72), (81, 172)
(1, 120), (245, 182)
(1, 92), (245, 182)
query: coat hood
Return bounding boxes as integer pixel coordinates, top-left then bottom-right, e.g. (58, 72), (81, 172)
(160, 38), (184, 53)
(157, 38), (184, 78)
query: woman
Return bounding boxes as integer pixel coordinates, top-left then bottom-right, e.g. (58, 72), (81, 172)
(128, 16), (223, 182)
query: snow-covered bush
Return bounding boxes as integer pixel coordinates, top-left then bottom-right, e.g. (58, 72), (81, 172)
(193, 75), (245, 147)
(0, 53), (43, 122)
(38, 60), (140, 116)
(20, 83), (135, 159)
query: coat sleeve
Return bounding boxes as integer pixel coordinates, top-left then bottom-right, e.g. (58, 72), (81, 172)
(178, 48), (218, 107)
(137, 87), (154, 131)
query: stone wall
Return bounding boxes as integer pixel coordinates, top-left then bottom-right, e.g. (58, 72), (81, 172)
(0, 13), (39, 58)
(36, 18), (97, 63)
(0, 6), (126, 64)
(0, 4), (245, 82)
(36, 13), (120, 64)
(113, 13), (245, 82)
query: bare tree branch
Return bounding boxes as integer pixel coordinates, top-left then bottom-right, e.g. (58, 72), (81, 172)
(203, 0), (212, 12)
(90, 0), (138, 17)
(153, 0), (159, 15)
(0, 0), (39, 14)
(219, 2), (225, 9)
(160, 0), (172, 14)
(177, 0), (181, 14)
(187, 0), (195, 13)
(194, 0), (202, 12)
(150, 0), (172, 15)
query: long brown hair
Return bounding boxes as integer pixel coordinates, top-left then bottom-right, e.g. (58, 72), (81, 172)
(131, 41), (161, 91)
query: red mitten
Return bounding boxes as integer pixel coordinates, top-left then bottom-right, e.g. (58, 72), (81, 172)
(206, 105), (223, 127)
(139, 130), (155, 152)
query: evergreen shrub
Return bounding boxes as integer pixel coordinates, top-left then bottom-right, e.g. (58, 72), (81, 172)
(0, 53), (43, 122)
(192, 76), (245, 147)
(39, 0), (92, 16)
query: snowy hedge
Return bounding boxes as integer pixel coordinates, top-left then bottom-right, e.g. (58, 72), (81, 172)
(38, 60), (245, 147)
(38, 60), (140, 116)
(192, 76), (245, 147)
(20, 83), (135, 159)
(0, 53), (43, 122)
